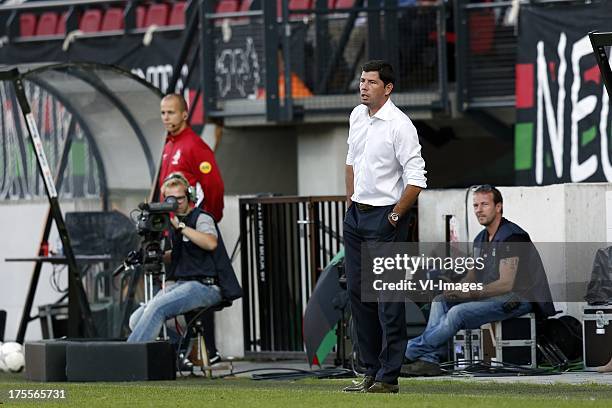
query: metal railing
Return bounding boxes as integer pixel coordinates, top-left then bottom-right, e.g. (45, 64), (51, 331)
(239, 195), (346, 357)
(180, 0), (450, 122)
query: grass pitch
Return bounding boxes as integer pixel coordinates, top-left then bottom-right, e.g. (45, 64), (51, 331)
(0, 371), (611, 407)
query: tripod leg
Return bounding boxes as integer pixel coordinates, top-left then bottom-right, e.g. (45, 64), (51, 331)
(120, 266), (142, 337)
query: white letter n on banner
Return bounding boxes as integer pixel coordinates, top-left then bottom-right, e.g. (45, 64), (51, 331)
(536, 34), (566, 184)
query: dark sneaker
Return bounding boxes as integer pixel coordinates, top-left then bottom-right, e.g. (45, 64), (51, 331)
(400, 360), (442, 377)
(178, 358), (194, 372)
(367, 381), (399, 394)
(208, 353), (222, 365)
(342, 375), (375, 392)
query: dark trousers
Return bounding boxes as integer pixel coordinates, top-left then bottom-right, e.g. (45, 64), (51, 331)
(343, 203), (408, 384)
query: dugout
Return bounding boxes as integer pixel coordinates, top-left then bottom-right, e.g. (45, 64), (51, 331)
(0, 62), (165, 340)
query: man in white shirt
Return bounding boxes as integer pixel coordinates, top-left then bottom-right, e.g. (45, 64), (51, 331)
(342, 60), (427, 394)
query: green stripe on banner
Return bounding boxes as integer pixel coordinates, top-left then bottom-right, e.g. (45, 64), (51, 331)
(514, 123), (533, 170)
(546, 152), (552, 169)
(71, 140), (86, 176)
(581, 126), (597, 147)
(315, 325), (339, 366)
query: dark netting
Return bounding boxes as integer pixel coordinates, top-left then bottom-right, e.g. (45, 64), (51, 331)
(0, 80), (102, 200)
(202, 3), (446, 117)
(464, 3), (517, 104)
(296, 4), (444, 109)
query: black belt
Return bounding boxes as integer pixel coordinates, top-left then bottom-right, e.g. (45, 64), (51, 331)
(355, 202), (376, 212)
(180, 277), (218, 285)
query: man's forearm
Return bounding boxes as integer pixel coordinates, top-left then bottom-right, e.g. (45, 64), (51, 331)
(392, 185), (422, 217)
(181, 227), (218, 251)
(345, 165), (354, 206)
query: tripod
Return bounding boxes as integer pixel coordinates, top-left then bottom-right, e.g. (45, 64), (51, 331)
(115, 237), (168, 339)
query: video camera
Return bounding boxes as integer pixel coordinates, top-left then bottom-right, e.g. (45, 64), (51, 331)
(135, 196), (178, 235)
(127, 196), (178, 274)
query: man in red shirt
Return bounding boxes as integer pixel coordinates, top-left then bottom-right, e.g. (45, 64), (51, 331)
(158, 93), (225, 366)
(159, 94), (225, 222)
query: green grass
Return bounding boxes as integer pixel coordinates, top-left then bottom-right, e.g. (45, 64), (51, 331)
(0, 371), (611, 407)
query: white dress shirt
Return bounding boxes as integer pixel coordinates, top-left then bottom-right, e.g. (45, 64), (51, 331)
(346, 98), (427, 206)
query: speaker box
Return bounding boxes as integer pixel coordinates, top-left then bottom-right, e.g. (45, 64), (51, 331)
(494, 313), (537, 368)
(25, 340), (70, 382)
(66, 341), (175, 381)
(583, 305), (612, 370)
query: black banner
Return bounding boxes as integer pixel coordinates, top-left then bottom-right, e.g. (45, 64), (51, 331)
(515, 2), (612, 184)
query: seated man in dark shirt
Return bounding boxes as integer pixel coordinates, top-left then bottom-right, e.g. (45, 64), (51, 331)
(128, 172), (241, 344)
(402, 185), (555, 376)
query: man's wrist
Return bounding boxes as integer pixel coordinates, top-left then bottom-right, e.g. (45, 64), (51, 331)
(388, 212), (400, 223)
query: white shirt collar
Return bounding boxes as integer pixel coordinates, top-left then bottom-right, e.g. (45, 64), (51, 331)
(369, 97), (395, 121)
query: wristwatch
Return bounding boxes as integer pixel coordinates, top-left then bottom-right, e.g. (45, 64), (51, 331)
(177, 222), (186, 230)
(388, 212), (400, 223)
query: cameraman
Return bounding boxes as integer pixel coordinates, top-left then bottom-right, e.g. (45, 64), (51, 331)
(127, 172), (241, 343)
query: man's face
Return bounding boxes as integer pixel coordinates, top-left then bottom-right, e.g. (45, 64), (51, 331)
(160, 97), (187, 135)
(473, 192), (501, 227)
(359, 70), (392, 111)
(164, 184), (190, 215)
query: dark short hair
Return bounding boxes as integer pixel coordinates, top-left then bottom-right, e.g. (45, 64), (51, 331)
(162, 93), (188, 113)
(473, 184), (503, 206)
(361, 60), (395, 87)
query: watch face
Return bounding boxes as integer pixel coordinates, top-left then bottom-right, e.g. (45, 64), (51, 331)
(389, 213), (399, 222)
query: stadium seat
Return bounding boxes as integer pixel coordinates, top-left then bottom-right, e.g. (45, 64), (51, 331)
(101, 7), (124, 31)
(136, 6), (146, 28)
(20, 13), (37, 37)
(334, 0), (355, 8)
(168, 1), (187, 26)
(34, 12), (58, 36)
(56, 12), (67, 35)
(79, 9), (102, 33)
(289, 0), (312, 19)
(144, 3), (170, 27)
(469, 9), (495, 55)
(239, 0), (253, 12)
(289, 0), (312, 10)
(216, 0), (239, 13)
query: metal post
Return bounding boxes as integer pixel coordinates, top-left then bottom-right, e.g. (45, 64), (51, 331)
(281, 0), (294, 121)
(367, 2), (381, 60)
(383, 0), (399, 82)
(201, 0), (217, 119)
(437, 2), (449, 111)
(454, 0), (468, 111)
(314, 0), (330, 88)
(263, 0), (280, 121)
(8, 70), (96, 338)
(16, 119), (75, 343)
(168, 0), (202, 94)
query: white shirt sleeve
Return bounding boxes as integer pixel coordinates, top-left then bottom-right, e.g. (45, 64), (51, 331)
(395, 120), (427, 189)
(346, 107), (359, 166)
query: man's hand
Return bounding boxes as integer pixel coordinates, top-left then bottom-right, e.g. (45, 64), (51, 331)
(443, 290), (472, 301)
(170, 215), (180, 229)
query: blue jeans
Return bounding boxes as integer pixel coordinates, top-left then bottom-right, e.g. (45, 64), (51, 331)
(127, 280), (222, 342)
(405, 293), (532, 364)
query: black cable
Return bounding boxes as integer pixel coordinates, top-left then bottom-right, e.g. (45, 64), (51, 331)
(49, 264), (68, 293)
(229, 234), (241, 263)
(438, 359), (557, 376)
(210, 367), (354, 380)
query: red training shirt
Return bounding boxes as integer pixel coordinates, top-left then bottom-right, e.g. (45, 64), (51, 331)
(159, 126), (225, 222)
